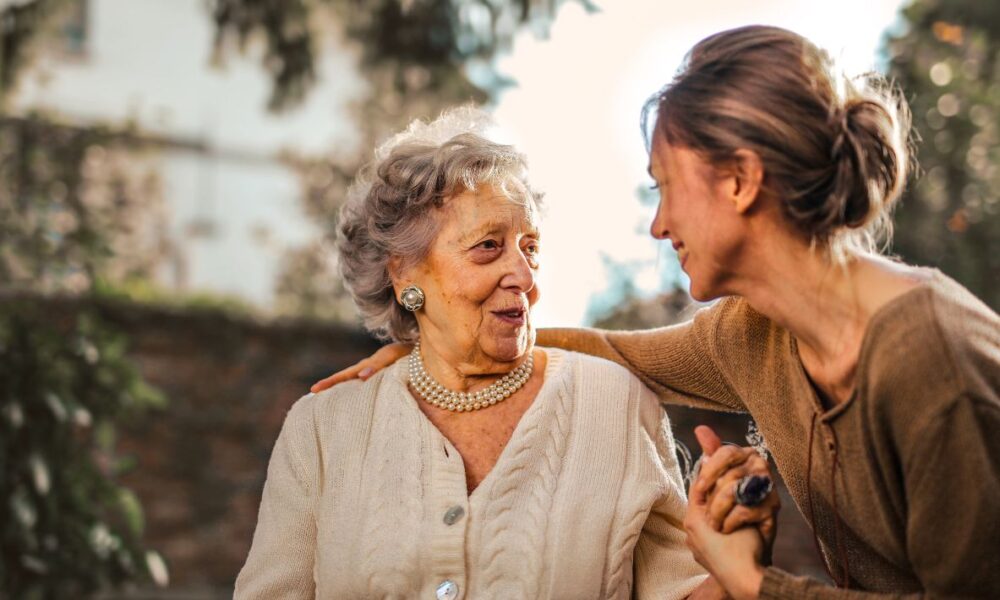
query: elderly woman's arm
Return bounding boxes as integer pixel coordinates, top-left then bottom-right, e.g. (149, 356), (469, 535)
(235, 398), (319, 599)
(631, 398), (711, 600)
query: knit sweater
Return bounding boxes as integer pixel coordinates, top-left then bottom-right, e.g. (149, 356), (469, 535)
(234, 348), (707, 599)
(540, 269), (1000, 598)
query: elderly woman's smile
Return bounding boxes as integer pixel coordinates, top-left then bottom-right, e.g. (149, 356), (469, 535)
(401, 183), (541, 377)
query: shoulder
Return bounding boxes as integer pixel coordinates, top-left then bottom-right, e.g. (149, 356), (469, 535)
(921, 272), (1000, 370)
(725, 296), (790, 349)
(862, 271), (1000, 433)
(284, 378), (369, 429)
(280, 361), (404, 449)
(545, 347), (669, 439)
(864, 271), (1000, 403)
(704, 296), (792, 378)
(547, 347), (649, 398)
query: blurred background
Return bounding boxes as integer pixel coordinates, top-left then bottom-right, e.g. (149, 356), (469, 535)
(0, 0), (997, 597)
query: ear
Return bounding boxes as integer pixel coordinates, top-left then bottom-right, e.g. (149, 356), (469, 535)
(727, 149), (764, 214)
(387, 255), (407, 297)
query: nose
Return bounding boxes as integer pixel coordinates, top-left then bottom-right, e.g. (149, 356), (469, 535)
(649, 202), (670, 240)
(500, 246), (536, 294)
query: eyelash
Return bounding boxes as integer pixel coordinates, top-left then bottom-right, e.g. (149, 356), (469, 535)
(649, 183), (660, 190)
(475, 239), (540, 257)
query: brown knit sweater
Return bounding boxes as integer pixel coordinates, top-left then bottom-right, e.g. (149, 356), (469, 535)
(539, 269), (1000, 598)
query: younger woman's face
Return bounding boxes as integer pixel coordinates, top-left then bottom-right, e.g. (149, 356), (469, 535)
(647, 129), (750, 301)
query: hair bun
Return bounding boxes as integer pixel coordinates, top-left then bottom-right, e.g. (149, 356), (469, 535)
(824, 92), (908, 234)
(644, 26), (913, 258)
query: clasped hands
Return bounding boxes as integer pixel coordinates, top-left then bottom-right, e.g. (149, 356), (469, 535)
(684, 425), (780, 600)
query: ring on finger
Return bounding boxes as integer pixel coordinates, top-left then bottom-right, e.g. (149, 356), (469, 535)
(734, 474), (774, 507)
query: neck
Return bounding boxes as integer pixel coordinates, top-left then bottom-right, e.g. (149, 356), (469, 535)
(723, 234), (918, 404)
(416, 337), (531, 393)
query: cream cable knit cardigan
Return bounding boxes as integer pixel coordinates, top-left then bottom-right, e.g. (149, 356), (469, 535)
(235, 348), (706, 599)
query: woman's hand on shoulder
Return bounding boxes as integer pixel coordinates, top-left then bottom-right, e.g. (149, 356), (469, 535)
(310, 342), (412, 393)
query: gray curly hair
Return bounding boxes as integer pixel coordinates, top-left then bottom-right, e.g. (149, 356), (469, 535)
(337, 107), (543, 342)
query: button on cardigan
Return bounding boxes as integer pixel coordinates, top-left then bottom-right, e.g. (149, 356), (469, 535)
(235, 348), (707, 599)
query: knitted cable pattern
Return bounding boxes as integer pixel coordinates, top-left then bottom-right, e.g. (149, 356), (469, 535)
(603, 379), (649, 598)
(605, 501), (649, 598)
(362, 392), (425, 597)
(479, 366), (575, 597)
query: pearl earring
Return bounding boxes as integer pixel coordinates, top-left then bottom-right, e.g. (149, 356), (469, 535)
(399, 285), (425, 312)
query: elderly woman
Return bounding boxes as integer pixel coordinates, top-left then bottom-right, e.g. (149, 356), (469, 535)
(234, 110), (711, 599)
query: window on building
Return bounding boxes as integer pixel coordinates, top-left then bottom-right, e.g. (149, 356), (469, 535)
(56, 0), (88, 57)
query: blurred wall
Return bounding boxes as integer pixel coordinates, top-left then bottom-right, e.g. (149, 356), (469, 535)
(9, 0), (365, 308)
(27, 295), (378, 597)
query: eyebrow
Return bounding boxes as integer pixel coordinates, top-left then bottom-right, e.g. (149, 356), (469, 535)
(460, 219), (540, 245)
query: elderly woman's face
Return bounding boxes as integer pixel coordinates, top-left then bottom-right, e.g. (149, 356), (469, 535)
(406, 183), (540, 367)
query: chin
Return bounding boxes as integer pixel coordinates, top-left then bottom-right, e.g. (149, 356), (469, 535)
(687, 277), (723, 303)
(688, 286), (712, 302)
(484, 326), (533, 364)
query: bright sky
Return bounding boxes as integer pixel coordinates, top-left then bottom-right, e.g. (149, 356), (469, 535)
(492, 0), (908, 327)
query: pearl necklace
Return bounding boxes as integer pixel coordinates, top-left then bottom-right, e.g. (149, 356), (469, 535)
(408, 342), (533, 412)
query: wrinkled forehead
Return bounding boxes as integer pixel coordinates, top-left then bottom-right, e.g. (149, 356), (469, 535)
(441, 180), (541, 237)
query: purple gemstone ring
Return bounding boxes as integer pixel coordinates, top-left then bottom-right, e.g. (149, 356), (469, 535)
(734, 474), (773, 507)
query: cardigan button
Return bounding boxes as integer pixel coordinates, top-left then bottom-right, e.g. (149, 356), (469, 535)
(436, 579), (459, 600)
(443, 505), (465, 525)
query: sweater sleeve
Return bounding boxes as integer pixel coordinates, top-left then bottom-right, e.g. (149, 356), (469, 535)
(760, 392), (1000, 599)
(758, 568), (920, 599)
(234, 397), (319, 599)
(537, 300), (745, 412)
(633, 391), (708, 600)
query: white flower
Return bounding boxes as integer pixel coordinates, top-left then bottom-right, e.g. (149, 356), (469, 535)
(146, 551), (170, 587)
(45, 393), (68, 422)
(89, 523), (114, 558)
(29, 455), (50, 495)
(3, 402), (24, 428)
(11, 489), (37, 528)
(73, 407), (93, 428)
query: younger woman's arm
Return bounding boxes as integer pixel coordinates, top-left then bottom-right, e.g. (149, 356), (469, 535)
(538, 299), (746, 413)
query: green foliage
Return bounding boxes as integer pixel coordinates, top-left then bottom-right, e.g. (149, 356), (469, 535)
(241, 0), (595, 319)
(0, 300), (167, 598)
(210, 0), (597, 111)
(887, 0), (1000, 309)
(1, 0), (61, 100)
(92, 278), (258, 319)
(0, 114), (166, 295)
(0, 111), (167, 598)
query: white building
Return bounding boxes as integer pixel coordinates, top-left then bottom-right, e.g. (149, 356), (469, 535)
(10, 0), (366, 308)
